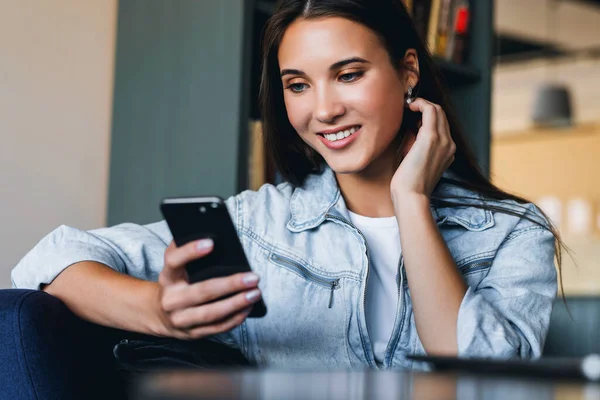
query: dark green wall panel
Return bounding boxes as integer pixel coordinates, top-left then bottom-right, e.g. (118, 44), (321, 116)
(108, 0), (250, 225)
(449, 0), (493, 177)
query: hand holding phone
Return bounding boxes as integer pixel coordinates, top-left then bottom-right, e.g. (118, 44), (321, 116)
(154, 196), (267, 340)
(154, 239), (262, 340)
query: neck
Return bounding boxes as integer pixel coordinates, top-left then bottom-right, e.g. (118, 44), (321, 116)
(335, 148), (397, 218)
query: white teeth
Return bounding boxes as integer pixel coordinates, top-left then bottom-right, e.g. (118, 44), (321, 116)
(323, 126), (360, 142)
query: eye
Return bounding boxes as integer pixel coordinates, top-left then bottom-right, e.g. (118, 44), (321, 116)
(286, 83), (309, 93)
(339, 71), (363, 83)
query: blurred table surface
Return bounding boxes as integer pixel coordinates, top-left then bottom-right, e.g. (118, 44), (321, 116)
(132, 368), (600, 400)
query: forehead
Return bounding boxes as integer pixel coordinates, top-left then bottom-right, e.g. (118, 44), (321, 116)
(278, 17), (384, 68)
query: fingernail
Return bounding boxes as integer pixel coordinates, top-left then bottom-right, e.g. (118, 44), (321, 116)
(245, 289), (261, 302)
(242, 273), (259, 286)
(196, 239), (213, 252)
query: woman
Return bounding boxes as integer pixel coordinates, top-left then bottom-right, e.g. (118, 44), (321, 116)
(12, 0), (559, 370)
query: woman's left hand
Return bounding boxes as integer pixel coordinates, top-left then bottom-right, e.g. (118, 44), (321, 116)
(390, 98), (456, 202)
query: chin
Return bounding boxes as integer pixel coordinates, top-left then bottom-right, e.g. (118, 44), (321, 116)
(322, 154), (372, 175)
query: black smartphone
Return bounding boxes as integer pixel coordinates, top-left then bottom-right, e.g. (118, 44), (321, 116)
(160, 196), (267, 318)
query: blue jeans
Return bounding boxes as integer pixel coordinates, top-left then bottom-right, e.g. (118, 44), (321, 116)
(113, 335), (253, 382)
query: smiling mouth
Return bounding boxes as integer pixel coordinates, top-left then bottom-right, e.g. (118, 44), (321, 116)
(318, 125), (361, 142)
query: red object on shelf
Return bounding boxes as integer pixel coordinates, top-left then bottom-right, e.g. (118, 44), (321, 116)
(455, 7), (469, 34)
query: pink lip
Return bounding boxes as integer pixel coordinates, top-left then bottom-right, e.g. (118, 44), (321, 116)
(317, 126), (362, 150)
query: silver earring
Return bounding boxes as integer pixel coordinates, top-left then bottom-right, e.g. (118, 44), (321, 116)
(406, 85), (414, 104)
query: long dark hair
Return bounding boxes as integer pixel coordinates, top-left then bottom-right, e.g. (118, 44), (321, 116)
(259, 0), (565, 290)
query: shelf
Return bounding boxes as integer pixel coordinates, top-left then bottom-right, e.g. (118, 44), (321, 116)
(493, 123), (600, 143)
(434, 57), (482, 86)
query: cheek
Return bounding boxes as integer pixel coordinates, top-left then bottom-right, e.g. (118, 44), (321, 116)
(378, 90), (405, 126)
(284, 95), (312, 134)
(353, 76), (405, 131)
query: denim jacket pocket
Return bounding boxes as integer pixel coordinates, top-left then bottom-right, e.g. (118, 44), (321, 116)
(457, 256), (494, 287)
(269, 252), (342, 309)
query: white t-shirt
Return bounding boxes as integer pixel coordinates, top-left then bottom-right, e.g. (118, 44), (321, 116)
(348, 211), (401, 364)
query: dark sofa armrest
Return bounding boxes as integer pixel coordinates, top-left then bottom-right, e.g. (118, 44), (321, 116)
(0, 289), (127, 400)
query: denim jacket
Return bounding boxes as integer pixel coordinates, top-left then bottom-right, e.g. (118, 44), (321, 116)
(12, 167), (557, 370)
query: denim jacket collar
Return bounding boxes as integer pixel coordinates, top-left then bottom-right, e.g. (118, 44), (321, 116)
(286, 167), (494, 233)
(286, 167), (341, 232)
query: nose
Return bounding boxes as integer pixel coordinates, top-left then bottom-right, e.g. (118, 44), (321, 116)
(314, 85), (346, 124)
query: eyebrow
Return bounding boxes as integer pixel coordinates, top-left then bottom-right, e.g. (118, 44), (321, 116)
(280, 57), (370, 78)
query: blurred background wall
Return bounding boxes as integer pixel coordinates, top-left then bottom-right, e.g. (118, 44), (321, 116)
(0, 0), (117, 288)
(491, 0), (600, 295)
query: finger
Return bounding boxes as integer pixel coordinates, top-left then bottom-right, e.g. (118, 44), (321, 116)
(408, 98), (438, 132)
(160, 240), (213, 286)
(159, 243), (188, 285)
(162, 272), (260, 312)
(449, 141), (456, 157)
(169, 289), (261, 329)
(433, 104), (448, 142)
(161, 239), (214, 286)
(164, 238), (214, 269)
(443, 107), (451, 133)
(417, 100), (448, 143)
(186, 307), (252, 340)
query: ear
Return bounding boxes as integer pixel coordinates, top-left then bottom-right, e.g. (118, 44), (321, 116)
(402, 49), (420, 89)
